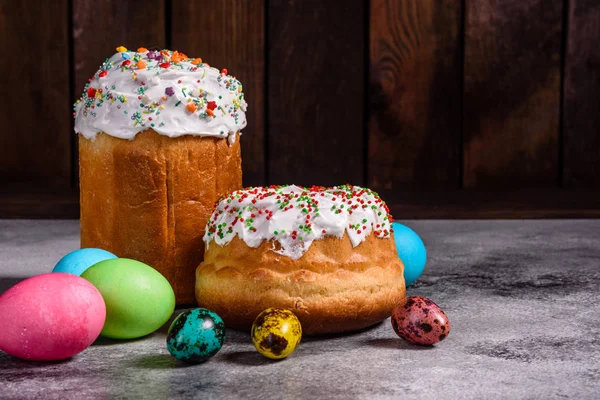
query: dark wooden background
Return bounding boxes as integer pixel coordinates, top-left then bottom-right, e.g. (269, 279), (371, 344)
(1, 0), (599, 219)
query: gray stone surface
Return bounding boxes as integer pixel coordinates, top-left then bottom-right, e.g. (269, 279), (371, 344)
(1, 219), (599, 399)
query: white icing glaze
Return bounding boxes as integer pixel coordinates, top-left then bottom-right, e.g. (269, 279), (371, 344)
(74, 48), (247, 142)
(204, 185), (394, 260)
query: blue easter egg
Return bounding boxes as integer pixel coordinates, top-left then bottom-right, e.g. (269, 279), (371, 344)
(392, 222), (427, 286)
(52, 248), (117, 276)
(167, 308), (225, 364)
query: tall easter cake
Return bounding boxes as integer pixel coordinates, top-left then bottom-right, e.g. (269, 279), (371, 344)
(74, 47), (247, 304)
(196, 185), (406, 334)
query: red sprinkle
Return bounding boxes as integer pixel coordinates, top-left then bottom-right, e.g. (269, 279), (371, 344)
(86, 88), (96, 98)
(122, 60), (131, 67)
(98, 71), (108, 77)
(221, 68), (228, 75)
(159, 62), (170, 68)
(206, 101), (217, 111)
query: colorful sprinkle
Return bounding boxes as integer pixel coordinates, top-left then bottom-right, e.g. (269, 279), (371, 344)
(171, 51), (183, 63)
(147, 50), (160, 60)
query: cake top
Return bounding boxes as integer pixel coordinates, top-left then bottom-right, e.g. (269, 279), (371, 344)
(204, 185), (394, 260)
(73, 46), (247, 143)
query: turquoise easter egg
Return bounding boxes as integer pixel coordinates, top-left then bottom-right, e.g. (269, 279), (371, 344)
(52, 248), (117, 276)
(392, 222), (427, 286)
(167, 308), (225, 364)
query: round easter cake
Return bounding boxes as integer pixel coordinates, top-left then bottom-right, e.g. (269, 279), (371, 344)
(196, 185), (406, 335)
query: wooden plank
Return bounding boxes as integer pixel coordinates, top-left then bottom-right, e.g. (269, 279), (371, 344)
(171, 0), (266, 188)
(72, 0), (165, 185)
(268, 0), (365, 187)
(380, 189), (600, 219)
(463, 0), (562, 188)
(73, 0), (166, 99)
(369, 0), (462, 190)
(0, 1), (71, 187)
(0, 186), (80, 219)
(563, 0), (600, 187)
(3, 186), (600, 220)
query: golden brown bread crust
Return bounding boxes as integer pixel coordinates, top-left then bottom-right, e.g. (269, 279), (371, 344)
(79, 129), (242, 304)
(196, 234), (405, 335)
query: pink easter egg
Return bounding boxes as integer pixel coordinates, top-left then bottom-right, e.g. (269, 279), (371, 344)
(0, 273), (106, 361)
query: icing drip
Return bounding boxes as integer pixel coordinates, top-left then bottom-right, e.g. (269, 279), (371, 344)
(73, 47), (247, 142)
(204, 185), (394, 260)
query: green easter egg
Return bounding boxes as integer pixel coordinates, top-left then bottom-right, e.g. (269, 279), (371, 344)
(82, 258), (175, 339)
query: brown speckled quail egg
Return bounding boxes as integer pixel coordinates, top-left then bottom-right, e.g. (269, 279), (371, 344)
(391, 296), (450, 346)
